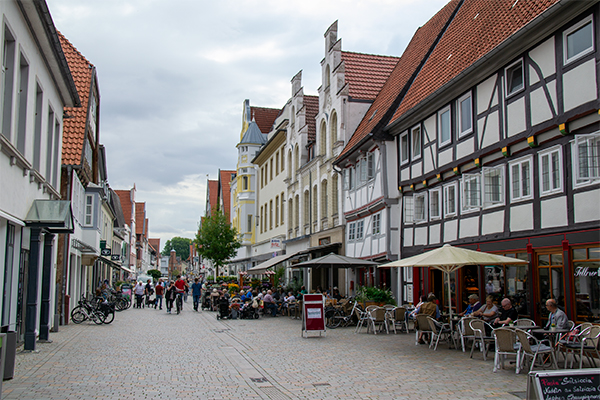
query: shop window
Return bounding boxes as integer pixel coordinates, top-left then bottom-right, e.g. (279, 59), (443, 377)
(411, 125), (421, 161)
(372, 213), (381, 235)
(505, 59), (524, 97)
(400, 131), (409, 164)
(414, 192), (427, 222)
(539, 146), (563, 196)
(574, 133), (600, 185)
(509, 156), (533, 201)
(483, 252), (529, 315)
(403, 196), (414, 224)
(462, 173), (481, 211)
(438, 106), (451, 147)
(443, 183), (457, 217)
(458, 92), (472, 137)
(429, 188), (441, 220)
(564, 15), (594, 65)
(573, 246), (600, 323)
(537, 252), (564, 323)
(483, 166), (504, 207)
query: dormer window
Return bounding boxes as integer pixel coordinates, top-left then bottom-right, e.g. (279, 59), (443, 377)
(505, 59), (524, 97)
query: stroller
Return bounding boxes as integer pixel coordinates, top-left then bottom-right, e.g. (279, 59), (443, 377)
(216, 297), (231, 320)
(201, 291), (212, 310)
(239, 301), (260, 319)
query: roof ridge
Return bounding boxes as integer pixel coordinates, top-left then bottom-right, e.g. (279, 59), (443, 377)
(341, 50), (400, 59)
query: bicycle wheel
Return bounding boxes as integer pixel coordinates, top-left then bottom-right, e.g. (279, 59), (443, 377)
(325, 307), (337, 328)
(329, 309), (344, 329)
(71, 306), (86, 324)
(91, 310), (105, 325)
(102, 310), (115, 324)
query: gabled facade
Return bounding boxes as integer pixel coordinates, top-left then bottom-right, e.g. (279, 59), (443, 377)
(115, 186), (137, 271)
(388, 0), (599, 324)
(0, 0), (80, 348)
(135, 202), (150, 272)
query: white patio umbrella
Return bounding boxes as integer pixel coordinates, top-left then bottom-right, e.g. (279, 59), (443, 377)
(379, 244), (528, 318)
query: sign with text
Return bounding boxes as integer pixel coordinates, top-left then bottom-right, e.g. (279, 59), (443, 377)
(302, 294), (325, 338)
(270, 239), (281, 249)
(528, 369), (600, 400)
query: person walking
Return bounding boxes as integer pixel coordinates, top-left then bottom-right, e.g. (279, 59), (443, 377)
(165, 281), (177, 314)
(191, 278), (202, 311)
(155, 279), (164, 310)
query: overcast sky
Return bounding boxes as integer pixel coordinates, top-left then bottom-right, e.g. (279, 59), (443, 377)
(49, 0), (448, 251)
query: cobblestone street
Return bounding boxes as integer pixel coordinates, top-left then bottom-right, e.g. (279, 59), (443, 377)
(2, 305), (528, 400)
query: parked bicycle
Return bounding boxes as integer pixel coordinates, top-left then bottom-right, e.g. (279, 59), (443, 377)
(71, 295), (106, 325)
(326, 298), (364, 329)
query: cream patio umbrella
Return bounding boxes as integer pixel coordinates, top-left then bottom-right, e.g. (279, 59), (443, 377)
(379, 244), (529, 318)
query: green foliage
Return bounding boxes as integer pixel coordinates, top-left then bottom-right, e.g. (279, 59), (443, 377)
(161, 236), (193, 260)
(147, 269), (162, 281)
(215, 276), (238, 283)
(355, 286), (396, 305)
(171, 269), (181, 279)
(274, 267), (286, 288)
(195, 209), (241, 277)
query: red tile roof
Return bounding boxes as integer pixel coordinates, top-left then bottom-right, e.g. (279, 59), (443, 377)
(389, 0), (560, 126)
(250, 106), (281, 134)
(340, 52), (400, 101)
(303, 95), (319, 142)
(58, 32), (94, 166)
(338, 0), (461, 160)
(206, 179), (219, 216)
(149, 238), (160, 254)
(135, 203), (146, 235)
(115, 190), (134, 225)
(219, 170), (236, 223)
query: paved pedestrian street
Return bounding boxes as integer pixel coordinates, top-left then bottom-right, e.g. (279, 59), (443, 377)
(2, 306), (529, 400)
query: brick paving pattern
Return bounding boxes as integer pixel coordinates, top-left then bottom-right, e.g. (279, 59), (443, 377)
(2, 305), (527, 399)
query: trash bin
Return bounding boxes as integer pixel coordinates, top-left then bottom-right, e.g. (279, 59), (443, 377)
(0, 332), (6, 395)
(1, 325), (16, 381)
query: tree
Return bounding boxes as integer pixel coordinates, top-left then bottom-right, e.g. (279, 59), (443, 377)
(147, 269), (162, 281)
(195, 209), (241, 277)
(161, 236), (192, 261)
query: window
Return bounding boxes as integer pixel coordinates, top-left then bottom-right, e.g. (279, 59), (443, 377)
(483, 166), (504, 207)
(564, 16), (594, 65)
(356, 220), (364, 240)
(321, 181), (328, 216)
(343, 168), (349, 190)
(400, 131), (409, 164)
(458, 92), (472, 137)
(443, 183), (457, 217)
(509, 157), (533, 201)
(367, 152), (374, 179)
(84, 195), (93, 226)
(348, 167), (355, 190)
(45, 108), (54, 180)
(242, 176), (249, 190)
(281, 150), (285, 171)
(575, 133), (600, 184)
(269, 200), (273, 230)
(430, 189), (441, 220)
(359, 158), (367, 183)
(2, 27), (15, 141)
(330, 112), (338, 150)
(372, 213), (381, 235)
(505, 59), (524, 97)
(462, 173), (481, 211)
(270, 158), (273, 181)
(403, 196), (414, 224)
(260, 206), (263, 234)
(411, 125), (421, 160)
(348, 222), (356, 240)
(280, 194), (285, 224)
(539, 146), (563, 195)
(572, 246), (600, 323)
(15, 54), (29, 154)
(275, 152), (279, 175)
(32, 84), (42, 171)
(414, 192), (427, 222)
(275, 195), (279, 227)
(247, 215), (252, 233)
(260, 168), (264, 188)
(438, 106), (451, 146)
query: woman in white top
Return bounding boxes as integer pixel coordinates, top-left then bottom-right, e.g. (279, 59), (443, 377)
(473, 295), (498, 323)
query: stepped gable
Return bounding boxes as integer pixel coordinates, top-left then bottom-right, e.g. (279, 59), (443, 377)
(250, 106), (281, 134)
(303, 95), (319, 142)
(338, 0), (461, 161)
(340, 51), (400, 101)
(58, 32), (94, 166)
(389, 0), (560, 125)
(219, 170), (236, 222)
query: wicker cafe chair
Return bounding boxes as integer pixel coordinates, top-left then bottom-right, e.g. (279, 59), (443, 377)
(354, 305), (371, 334)
(469, 319), (494, 361)
(556, 322), (592, 364)
(458, 317), (477, 353)
(514, 318), (536, 327)
(427, 316), (456, 350)
(415, 314), (433, 345)
(562, 325), (600, 369)
(515, 328), (558, 373)
(493, 328), (521, 373)
(389, 307), (408, 334)
(367, 307), (389, 334)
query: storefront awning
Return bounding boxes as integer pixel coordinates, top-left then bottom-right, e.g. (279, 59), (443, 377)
(246, 251), (301, 275)
(25, 200), (74, 233)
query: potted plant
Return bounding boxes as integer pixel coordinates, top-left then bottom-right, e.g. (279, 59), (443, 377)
(356, 286), (396, 307)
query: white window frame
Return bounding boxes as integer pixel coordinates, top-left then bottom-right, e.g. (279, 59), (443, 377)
(356, 220), (364, 240)
(443, 182), (457, 217)
(411, 124), (422, 161)
(573, 133), (600, 187)
(372, 212), (381, 235)
(483, 165), (505, 208)
(348, 222), (356, 241)
(359, 157), (367, 183)
(505, 59), (524, 98)
(438, 105), (452, 147)
(84, 194), (94, 227)
(403, 196), (414, 224)
(462, 173), (481, 212)
(563, 15), (594, 65)
(457, 91), (473, 138)
(400, 131), (409, 165)
(367, 152), (374, 180)
(429, 188), (441, 220)
(348, 167), (355, 191)
(343, 168), (349, 190)
(539, 145), (563, 196)
(414, 192), (427, 223)
(509, 156), (533, 202)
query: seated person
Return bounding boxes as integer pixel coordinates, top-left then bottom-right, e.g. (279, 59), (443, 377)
(544, 299), (568, 330)
(415, 294), (440, 344)
(332, 287), (343, 301)
(472, 295), (498, 323)
(263, 290), (277, 317)
(493, 298), (518, 328)
(459, 294), (482, 317)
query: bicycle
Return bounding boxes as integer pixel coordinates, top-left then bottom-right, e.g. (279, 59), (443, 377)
(71, 296), (106, 325)
(175, 292), (183, 314)
(327, 298), (365, 329)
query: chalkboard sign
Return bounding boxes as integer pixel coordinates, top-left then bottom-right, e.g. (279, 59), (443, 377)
(528, 369), (600, 400)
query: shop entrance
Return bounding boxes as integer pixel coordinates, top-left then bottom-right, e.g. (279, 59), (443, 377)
(430, 269), (456, 314)
(536, 252), (564, 325)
